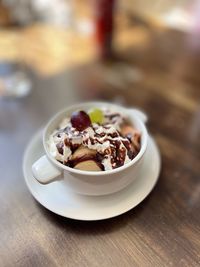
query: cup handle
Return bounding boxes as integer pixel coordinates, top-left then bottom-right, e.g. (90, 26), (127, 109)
(32, 155), (62, 184)
(128, 108), (148, 124)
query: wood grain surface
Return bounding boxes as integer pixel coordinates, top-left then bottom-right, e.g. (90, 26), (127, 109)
(0, 17), (200, 267)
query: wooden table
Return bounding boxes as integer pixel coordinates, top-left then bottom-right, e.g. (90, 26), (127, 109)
(0, 22), (200, 267)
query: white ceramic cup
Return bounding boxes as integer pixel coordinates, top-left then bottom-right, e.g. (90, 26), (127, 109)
(32, 102), (148, 196)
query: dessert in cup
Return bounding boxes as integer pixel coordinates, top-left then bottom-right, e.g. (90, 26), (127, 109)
(32, 102), (148, 196)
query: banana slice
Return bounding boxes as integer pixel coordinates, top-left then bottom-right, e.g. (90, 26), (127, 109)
(121, 125), (141, 151)
(72, 145), (96, 160)
(121, 126), (138, 139)
(74, 160), (101, 171)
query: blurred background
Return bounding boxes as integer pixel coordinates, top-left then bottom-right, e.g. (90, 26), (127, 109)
(1, 3), (200, 266)
(0, 0), (199, 94)
(0, 0), (199, 157)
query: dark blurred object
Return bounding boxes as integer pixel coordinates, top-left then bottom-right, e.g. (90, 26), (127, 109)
(95, 0), (115, 60)
(0, 61), (31, 98)
(0, 2), (12, 26)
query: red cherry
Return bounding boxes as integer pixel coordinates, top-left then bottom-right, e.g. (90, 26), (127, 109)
(71, 110), (91, 131)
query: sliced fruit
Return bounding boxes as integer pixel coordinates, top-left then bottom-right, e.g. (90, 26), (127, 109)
(121, 125), (138, 140)
(121, 125), (141, 152)
(71, 145), (96, 160)
(88, 108), (104, 124)
(74, 160), (101, 171)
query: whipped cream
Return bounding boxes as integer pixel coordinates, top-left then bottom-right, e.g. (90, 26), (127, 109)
(48, 108), (139, 171)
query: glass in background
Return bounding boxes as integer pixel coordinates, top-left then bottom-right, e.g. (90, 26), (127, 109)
(0, 1), (33, 98)
(0, 62), (31, 98)
(94, 0), (115, 60)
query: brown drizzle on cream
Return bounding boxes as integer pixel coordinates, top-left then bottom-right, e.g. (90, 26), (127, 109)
(50, 110), (141, 171)
(65, 154), (104, 170)
(56, 142), (64, 155)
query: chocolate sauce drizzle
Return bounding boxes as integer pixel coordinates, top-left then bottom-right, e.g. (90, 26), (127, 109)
(56, 142), (64, 155)
(65, 153), (104, 171)
(53, 113), (141, 170)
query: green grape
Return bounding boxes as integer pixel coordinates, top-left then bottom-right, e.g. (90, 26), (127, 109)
(89, 108), (104, 124)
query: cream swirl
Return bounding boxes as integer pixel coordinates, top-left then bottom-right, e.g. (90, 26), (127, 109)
(48, 109), (139, 171)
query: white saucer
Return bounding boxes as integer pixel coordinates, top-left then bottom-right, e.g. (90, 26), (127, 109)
(23, 130), (161, 221)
